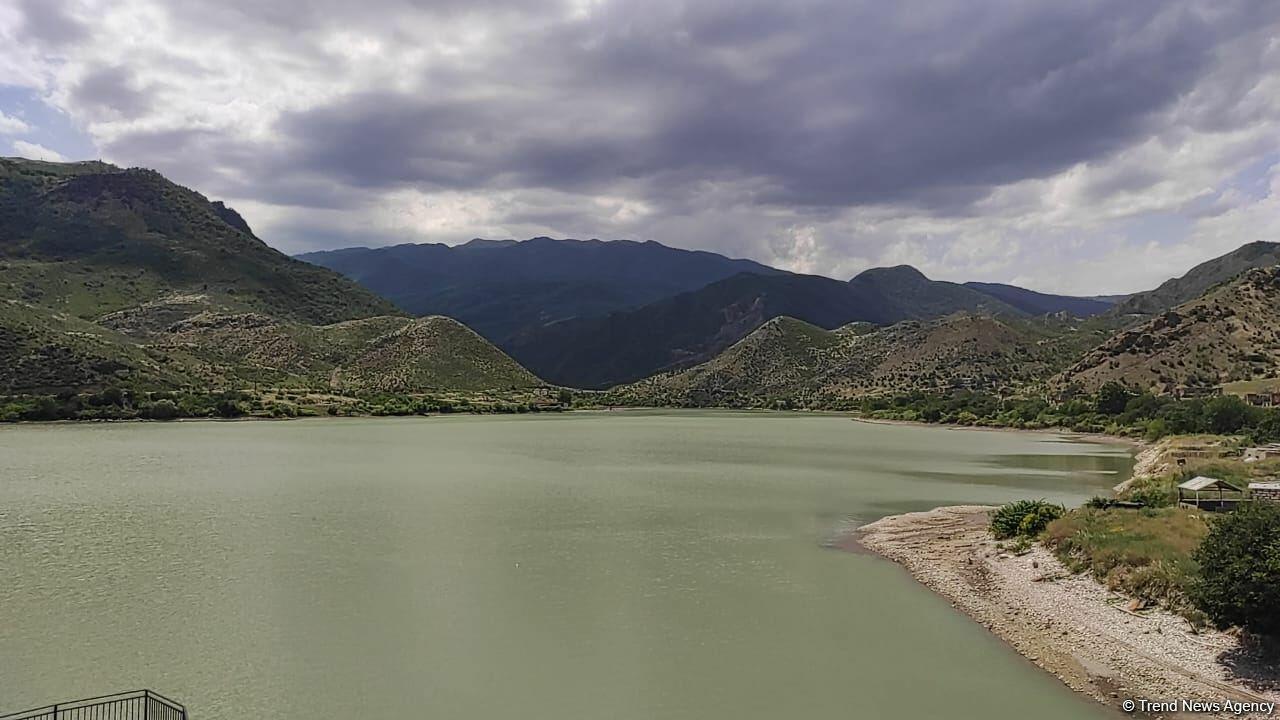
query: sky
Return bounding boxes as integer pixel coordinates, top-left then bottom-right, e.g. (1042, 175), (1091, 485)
(1, 0), (1278, 294)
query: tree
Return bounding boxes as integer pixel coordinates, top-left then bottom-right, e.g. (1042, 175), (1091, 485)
(1097, 381), (1133, 415)
(1190, 502), (1280, 637)
(1253, 409), (1280, 444)
(1157, 400), (1206, 434)
(1202, 395), (1251, 435)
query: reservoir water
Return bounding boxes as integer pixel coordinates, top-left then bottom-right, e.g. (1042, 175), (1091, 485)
(0, 412), (1131, 718)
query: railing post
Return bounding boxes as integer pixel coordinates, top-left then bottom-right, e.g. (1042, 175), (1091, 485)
(143, 691), (149, 720)
(51, 705), (57, 720)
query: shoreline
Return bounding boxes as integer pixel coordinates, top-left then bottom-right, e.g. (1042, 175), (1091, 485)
(849, 506), (1279, 719)
(849, 414), (1147, 452)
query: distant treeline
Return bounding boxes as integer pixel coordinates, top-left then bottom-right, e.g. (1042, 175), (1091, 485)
(857, 382), (1280, 443)
(0, 387), (571, 422)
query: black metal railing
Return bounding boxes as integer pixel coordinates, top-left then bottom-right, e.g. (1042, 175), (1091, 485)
(0, 690), (185, 720)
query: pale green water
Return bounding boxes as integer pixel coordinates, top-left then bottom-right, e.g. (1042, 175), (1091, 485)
(0, 412), (1131, 719)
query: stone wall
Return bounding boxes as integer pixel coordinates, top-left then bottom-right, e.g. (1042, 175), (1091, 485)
(1251, 486), (1280, 504)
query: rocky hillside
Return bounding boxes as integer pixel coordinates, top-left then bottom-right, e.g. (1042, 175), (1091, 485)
(1056, 266), (1280, 394)
(612, 313), (1069, 408)
(0, 157), (398, 325)
(1114, 241), (1280, 315)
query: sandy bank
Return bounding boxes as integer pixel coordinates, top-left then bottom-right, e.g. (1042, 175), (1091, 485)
(850, 506), (1279, 719)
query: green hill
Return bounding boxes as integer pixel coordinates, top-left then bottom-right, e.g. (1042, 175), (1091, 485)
(0, 157), (398, 325)
(332, 316), (542, 393)
(158, 313), (541, 393)
(0, 159), (546, 409)
(611, 313), (1078, 408)
(0, 299), (191, 394)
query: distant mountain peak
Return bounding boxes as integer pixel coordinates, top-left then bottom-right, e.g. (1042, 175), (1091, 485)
(852, 264), (930, 283)
(461, 237), (519, 248)
(1116, 240), (1280, 315)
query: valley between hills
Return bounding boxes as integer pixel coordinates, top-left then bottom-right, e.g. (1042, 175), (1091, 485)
(3, 156), (1280, 424)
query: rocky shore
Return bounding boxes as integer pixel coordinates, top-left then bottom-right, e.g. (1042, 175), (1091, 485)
(850, 506), (1279, 719)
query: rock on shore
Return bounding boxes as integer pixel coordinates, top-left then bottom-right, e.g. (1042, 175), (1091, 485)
(853, 506), (1279, 719)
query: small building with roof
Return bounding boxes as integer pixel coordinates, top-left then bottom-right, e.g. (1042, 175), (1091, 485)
(1177, 476), (1245, 512)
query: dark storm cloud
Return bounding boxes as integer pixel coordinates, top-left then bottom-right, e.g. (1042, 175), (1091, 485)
(24, 0), (1279, 282)
(17, 0), (87, 46)
(237, 0), (1278, 214)
(71, 66), (154, 119)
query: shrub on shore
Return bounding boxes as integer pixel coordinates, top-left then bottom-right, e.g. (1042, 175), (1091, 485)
(991, 500), (1064, 539)
(1044, 507), (1207, 614)
(1189, 503), (1280, 638)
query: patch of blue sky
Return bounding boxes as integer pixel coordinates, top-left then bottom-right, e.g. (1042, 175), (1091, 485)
(0, 84), (97, 160)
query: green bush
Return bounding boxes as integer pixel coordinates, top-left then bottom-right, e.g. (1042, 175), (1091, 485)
(1189, 502), (1280, 637)
(991, 500), (1065, 539)
(141, 399), (178, 420)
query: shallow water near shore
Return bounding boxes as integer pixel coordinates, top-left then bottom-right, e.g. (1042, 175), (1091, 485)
(0, 411), (1131, 719)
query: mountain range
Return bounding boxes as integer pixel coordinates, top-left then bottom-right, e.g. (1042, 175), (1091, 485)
(612, 252), (1280, 407)
(303, 243), (1116, 388)
(297, 237), (785, 344)
(4, 158), (1280, 412)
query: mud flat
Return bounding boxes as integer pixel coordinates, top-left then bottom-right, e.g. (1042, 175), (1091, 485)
(850, 506), (1280, 719)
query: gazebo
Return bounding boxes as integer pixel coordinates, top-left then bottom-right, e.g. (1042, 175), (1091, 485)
(1177, 476), (1245, 512)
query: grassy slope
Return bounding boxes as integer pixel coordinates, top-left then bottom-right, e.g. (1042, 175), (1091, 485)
(0, 299), (192, 393)
(1042, 443), (1280, 618)
(158, 313), (541, 393)
(333, 316), (542, 393)
(610, 312), (1102, 407)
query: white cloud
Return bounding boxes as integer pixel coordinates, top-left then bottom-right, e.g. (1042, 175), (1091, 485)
(11, 140), (67, 161)
(0, 110), (29, 134)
